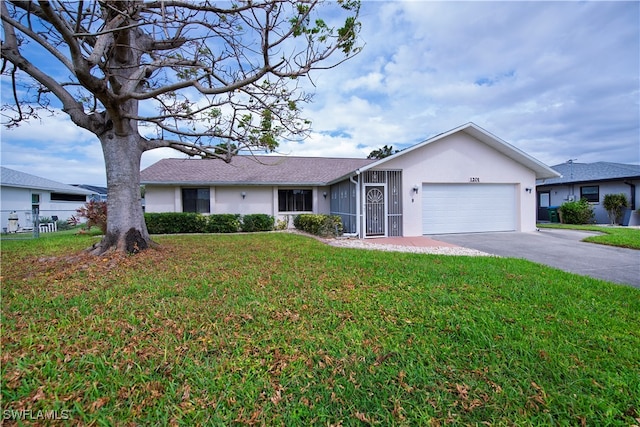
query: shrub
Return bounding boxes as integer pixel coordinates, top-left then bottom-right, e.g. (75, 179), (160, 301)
(76, 200), (107, 233)
(603, 193), (628, 225)
(67, 215), (80, 227)
(145, 212), (277, 234)
(294, 214), (343, 237)
(144, 212), (206, 234)
(205, 214), (241, 233)
(241, 214), (274, 232)
(56, 219), (73, 231)
(559, 198), (594, 225)
(275, 215), (291, 231)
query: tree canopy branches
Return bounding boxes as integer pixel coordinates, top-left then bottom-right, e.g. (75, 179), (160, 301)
(1, 0), (361, 254)
(1, 0), (362, 160)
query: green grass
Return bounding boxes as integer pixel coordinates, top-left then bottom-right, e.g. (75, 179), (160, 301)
(538, 223), (640, 249)
(2, 233), (639, 425)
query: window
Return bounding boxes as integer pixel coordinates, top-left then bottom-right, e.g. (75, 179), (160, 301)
(538, 192), (550, 208)
(51, 192), (87, 202)
(580, 186), (599, 203)
(278, 189), (312, 212)
(90, 194), (107, 202)
(182, 188), (210, 213)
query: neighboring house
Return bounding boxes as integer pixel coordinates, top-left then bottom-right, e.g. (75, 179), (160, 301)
(73, 184), (108, 202)
(536, 162), (640, 225)
(141, 123), (560, 237)
(1, 167), (94, 232)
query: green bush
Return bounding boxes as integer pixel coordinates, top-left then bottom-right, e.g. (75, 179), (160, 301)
(205, 214), (241, 233)
(294, 214), (343, 237)
(274, 215), (291, 231)
(56, 219), (73, 231)
(145, 212), (275, 234)
(145, 212), (206, 234)
(559, 199), (594, 225)
(241, 214), (274, 232)
(603, 193), (628, 225)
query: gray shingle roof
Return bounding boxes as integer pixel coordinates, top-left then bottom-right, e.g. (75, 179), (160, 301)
(1, 167), (94, 194)
(539, 162), (640, 185)
(140, 156), (376, 186)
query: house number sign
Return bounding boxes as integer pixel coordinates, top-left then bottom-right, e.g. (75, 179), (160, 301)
(469, 177), (480, 183)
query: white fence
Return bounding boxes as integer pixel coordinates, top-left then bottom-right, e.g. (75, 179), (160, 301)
(1, 209), (82, 238)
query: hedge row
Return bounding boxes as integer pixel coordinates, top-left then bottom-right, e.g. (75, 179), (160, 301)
(144, 212), (343, 237)
(144, 213), (274, 234)
(293, 214), (343, 237)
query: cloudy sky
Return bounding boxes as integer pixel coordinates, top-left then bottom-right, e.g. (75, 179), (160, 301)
(1, 1), (638, 186)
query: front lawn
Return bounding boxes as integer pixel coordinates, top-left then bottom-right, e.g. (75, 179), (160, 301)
(2, 233), (639, 425)
(538, 223), (640, 249)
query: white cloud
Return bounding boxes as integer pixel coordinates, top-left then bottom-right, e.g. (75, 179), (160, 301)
(1, 112), (107, 185)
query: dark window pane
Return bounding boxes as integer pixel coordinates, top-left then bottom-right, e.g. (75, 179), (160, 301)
(51, 193), (87, 202)
(580, 186), (599, 203)
(278, 189), (312, 212)
(182, 188), (210, 213)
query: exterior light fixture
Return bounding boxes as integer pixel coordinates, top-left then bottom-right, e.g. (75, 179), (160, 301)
(411, 185), (419, 203)
(241, 191), (246, 199)
(525, 187), (532, 193)
(323, 191), (327, 199)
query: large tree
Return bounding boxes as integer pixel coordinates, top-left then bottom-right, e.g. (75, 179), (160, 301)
(1, 0), (361, 254)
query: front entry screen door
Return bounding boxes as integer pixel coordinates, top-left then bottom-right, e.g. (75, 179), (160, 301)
(365, 185), (386, 237)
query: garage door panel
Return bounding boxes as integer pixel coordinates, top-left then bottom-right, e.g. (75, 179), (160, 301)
(423, 184), (516, 234)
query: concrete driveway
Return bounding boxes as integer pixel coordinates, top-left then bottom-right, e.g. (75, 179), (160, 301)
(430, 229), (640, 288)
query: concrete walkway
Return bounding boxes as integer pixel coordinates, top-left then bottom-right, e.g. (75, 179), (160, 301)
(370, 236), (460, 248)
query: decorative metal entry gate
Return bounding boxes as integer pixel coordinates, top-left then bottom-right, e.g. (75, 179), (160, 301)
(361, 170), (402, 238)
(330, 170), (403, 238)
(364, 185), (386, 237)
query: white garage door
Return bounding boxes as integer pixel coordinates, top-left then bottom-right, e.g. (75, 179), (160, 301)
(422, 184), (516, 234)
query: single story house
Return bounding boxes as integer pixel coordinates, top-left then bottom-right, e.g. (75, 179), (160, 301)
(73, 184), (108, 202)
(536, 162), (640, 225)
(1, 166), (94, 232)
(141, 123), (560, 237)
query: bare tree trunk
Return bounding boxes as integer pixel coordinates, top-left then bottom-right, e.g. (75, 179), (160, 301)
(90, 133), (152, 255)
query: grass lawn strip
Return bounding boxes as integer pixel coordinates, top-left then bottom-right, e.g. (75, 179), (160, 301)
(1, 232), (639, 425)
(537, 223), (640, 249)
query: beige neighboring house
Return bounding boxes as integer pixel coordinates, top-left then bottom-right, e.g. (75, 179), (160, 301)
(141, 123), (560, 238)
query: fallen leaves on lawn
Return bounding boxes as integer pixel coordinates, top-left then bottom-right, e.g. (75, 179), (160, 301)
(526, 381), (548, 411)
(5, 244), (175, 291)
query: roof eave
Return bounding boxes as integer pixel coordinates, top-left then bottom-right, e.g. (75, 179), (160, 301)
(537, 175), (640, 186)
(1, 182), (94, 195)
(141, 181), (329, 187)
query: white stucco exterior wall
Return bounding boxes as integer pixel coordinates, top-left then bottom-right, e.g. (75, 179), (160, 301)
(144, 186), (178, 213)
(375, 132), (537, 236)
(144, 184), (332, 222)
(1, 186), (89, 230)
(214, 186), (273, 215)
